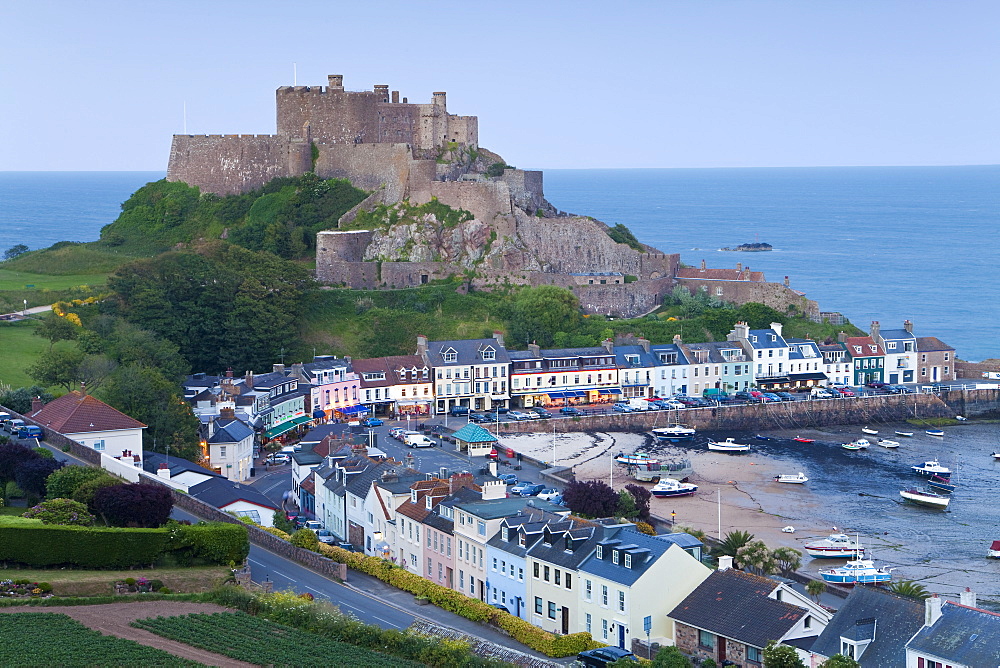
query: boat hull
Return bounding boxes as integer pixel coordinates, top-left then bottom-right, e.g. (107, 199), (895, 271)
(820, 572), (892, 585)
(926, 430), (944, 437)
(708, 443), (750, 453)
(900, 490), (950, 509)
(806, 548), (866, 559)
(895, 431), (913, 437)
(651, 489), (697, 498)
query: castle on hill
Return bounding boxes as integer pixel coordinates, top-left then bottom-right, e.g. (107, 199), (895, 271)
(167, 74), (817, 320)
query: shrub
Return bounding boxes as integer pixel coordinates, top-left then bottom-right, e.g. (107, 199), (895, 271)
(290, 528), (320, 552)
(93, 482), (173, 528)
(169, 523), (250, 565)
(72, 474), (124, 511)
(45, 465), (108, 500)
(22, 498), (95, 526)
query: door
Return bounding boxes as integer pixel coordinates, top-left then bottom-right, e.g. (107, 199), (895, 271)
(889, 373), (898, 383)
(561, 606), (569, 635)
(717, 636), (727, 663)
(618, 623), (626, 649)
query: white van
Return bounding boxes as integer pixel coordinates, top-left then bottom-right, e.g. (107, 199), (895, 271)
(810, 387), (835, 399)
(628, 398), (652, 411)
(404, 433), (436, 448)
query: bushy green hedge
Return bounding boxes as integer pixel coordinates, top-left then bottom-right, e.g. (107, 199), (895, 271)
(0, 519), (247, 568)
(318, 544), (603, 657)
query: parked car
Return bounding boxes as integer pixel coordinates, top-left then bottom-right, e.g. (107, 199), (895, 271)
(388, 427), (407, 440)
(304, 520), (323, 532)
(810, 388), (835, 399)
(335, 541), (356, 552)
(775, 391), (795, 401)
(360, 417), (384, 427)
(548, 494), (566, 506)
(577, 647), (636, 668)
(659, 399), (687, 410)
(398, 430), (421, 442)
(690, 397), (716, 407)
(506, 411), (532, 421)
(676, 396), (702, 407)
(316, 529), (336, 544)
(516, 483), (545, 497)
(885, 384), (910, 394)
(733, 391), (759, 403)
(497, 473), (518, 485)
(490, 604), (510, 613)
(266, 453), (291, 465)
(612, 402), (633, 412)
(468, 412), (492, 423)
(535, 488), (561, 501)
(530, 408), (552, 419)
(449, 405), (471, 417)
(560, 406), (582, 416)
(761, 392), (781, 403)
(16, 425), (43, 439)
(866, 381), (888, 389)
(509, 481), (539, 495)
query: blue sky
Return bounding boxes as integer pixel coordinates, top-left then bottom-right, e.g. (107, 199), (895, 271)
(2, 1), (998, 170)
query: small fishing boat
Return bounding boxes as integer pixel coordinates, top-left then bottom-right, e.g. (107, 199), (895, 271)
(862, 427), (879, 435)
(895, 430), (914, 437)
(781, 526), (796, 533)
(842, 439), (871, 451)
(755, 434), (772, 441)
(900, 488), (951, 509)
(793, 437), (815, 444)
(926, 429), (945, 437)
(651, 424), (697, 441)
(774, 472), (809, 484)
(926, 475), (956, 494)
(819, 558), (893, 585)
(992, 452), (1000, 460)
(805, 533), (866, 559)
(615, 451), (659, 466)
(912, 460), (951, 477)
(650, 478), (699, 498)
(707, 438), (751, 453)
(988, 540), (1000, 559)
(956, 415), (968, 422)
(877, 439), (900, 448)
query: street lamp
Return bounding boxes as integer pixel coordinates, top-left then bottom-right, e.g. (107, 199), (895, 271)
(671, 510), (676, 526)
(22, 299), (27, 316)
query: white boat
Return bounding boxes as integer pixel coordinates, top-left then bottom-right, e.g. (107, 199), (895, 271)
(992, 452), (1000, 460)
(650, 478), (699, 498)
(956, 415), (968, 422)
(911, 460), (951, 477)
(895, 430), (914, 437)
(988, 540), (1000, 559)
(782, 526), (796, 533)
(926, 429), (944, 437)
(900, 488), (951, 509)
(651, 424), (697, 441)
(615, 451), (658, 466)
(707, 438), (750, 453)
(842, 438), (871, 451)
(861, 426), (879, 435)
(774, 472), (809, 484)
(820, 558), (893, 585)
(877, 439), (900, 448)
(805, 533), (866, 559)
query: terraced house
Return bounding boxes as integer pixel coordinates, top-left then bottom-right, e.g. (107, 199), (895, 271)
(839, 333), (885, 386)
(419, 334), (511, 415)
(508, 342), (620, 409)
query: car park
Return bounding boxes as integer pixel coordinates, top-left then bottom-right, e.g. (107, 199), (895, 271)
(316, 529), (336, 544)
(360, 417), (384, 427)
(506, 411), (532, 421)
(577, 647), (636, 668)
(560, 406), (582, 416)
(530, 408), (552, 419)
(535, 488), (561, 501)
(612, 402), (632, 412)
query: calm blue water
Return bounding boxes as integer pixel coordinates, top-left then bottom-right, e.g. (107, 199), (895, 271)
(2, 168), (997, 360)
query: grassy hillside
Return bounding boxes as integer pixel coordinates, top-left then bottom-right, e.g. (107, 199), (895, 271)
(0, 319), (79, 389)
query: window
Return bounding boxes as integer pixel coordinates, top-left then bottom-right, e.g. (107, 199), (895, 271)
(92, 440), (105, 451)
(596, 545), (603, 559)
(533, 562), (540, 579)
(585, 579), (592, 601)
(219, 446), (226, 458)
(501, 527), (509, 541)
(477, 520), (486, 536)
(601, 585), (608, 606)
(554, 569), (561, 585)
(544, 565), (550, 582)
(612, 550), (619, 564)
(548, 601), (556, 619)
(535, 597), (543, 615)
(459, 570), (464, 589)
(410, 554), (417, 567)
(602, 619), (608, 640)
(518, 567), (523, 581)
(803, 615), (811, 630)
(840, 642), (855, 658)
(492, 557), (497, 571)
(618, 590), (625, 612)
(586, 613), (592, 633)
(566, 573), (572, 589)
(492, 588), (498, 602)
(624, 553), (632, 568)
(698, 630), (715, 649)
(427, 558), (432, 576)
(747, 646), (762, 663)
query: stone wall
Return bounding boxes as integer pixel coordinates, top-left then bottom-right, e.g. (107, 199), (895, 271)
(167, 134), (292, 196)
(315, 143), (417, 204)
(316, 230), (375, 263)
(571, 276), (674, 318)
(955, 359), (1000, 380)
(937, 387), (1000, 417)
(675, 277), (819, 320)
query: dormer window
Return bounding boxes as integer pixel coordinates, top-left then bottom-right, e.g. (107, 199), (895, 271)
(502, 527), (509, 541)
(751, 336), (758, 343)
(770, 335), (776, 342)
(596, 545), (603, 559)
(442, 349), (458, 363)
(624, 553), (632, 568)
(869, 345), (877, 353)
(565, 535), (573, 551)
(518, 533), (526, 547)
(612, 550), (619, 565)
(481, 347), (496, 361)
(411, 489), (418, 502)
(425, 495), (433, 509)
(887, 342), (896, 350)
(853, 346), (862, 354)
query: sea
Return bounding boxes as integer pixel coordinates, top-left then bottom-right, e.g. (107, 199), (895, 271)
(3, 166), (996, 361)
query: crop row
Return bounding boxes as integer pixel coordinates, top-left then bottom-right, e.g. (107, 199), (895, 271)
(133, 611), (419, 667)
(0, 612), (200, 667)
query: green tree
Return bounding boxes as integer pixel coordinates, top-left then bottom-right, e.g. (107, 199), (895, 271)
(652, 645), (693, 667)
(736, 540), (778, 575)
(22, 498), (95, 526)
(887, 580), (930, 600)
(26, 348), (84, 392)
(772, 546), (803, 577)
(762, 640), (806, 668)
(273, 510), (295, 534)
(715, 530), (754, 558)
(616, 488), (639, 519)
(34, 314), (80, 352)
(3, 244), (29, 260)
(0, 386), (54, 415)
(46, 465), (108, 500)
(818, 655), (860, 668)
(72, 474), (124, 512)
(806, 578), (827, 604)
(735, 303), (786, 330)
(507, 286), (582, 348)
(290, 528), (321, 552)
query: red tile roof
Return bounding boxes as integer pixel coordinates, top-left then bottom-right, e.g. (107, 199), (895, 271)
(29, 391), (146, 434)
(844, 336), (885, 357)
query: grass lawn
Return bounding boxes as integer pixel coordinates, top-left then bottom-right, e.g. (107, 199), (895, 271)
(0, 268), (109, 292)
(0, 319), (77, 389)
(0, 613), (201, 667)
(0, 566), (233, 597)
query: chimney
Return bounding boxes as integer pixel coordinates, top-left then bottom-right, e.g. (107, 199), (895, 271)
(245, 371), (254, 389)
(638, 337), (650, 353)
(673, 334), (683, 345)
(602, 338), (614, 353)
(432, 91), (447, 108)
(416, 335), (428, 357)
(373, 84), (389, 102)
(226, 367), (234, 378)
(837, 331), (848, 343)
(492, 330), (505, 347)
(870, 321), (880, 342)
(736, 262), (742, 272)
(700, 259), (706, 272)
(925, 594), (943, 627)
(960, 587), (977, 608)
(770, 322), (783, 337)
(904, 319), (913, 333)
(290, 362), (304, 379)
(718, 555), (734, 571)
(327, 74), (344, 90)
(784, 275), (790, 287)
(273, 363), (285, 374)
(220, 407), (236, 419)
(79, 381), (87, 395)
(489, 460), (498, 477)
(391, 90), (399, 104)
(157, 462), (171, 479)
(31, 396), (44, 413)
(528, 343), (541, 357)
(380, 468), (399, 483)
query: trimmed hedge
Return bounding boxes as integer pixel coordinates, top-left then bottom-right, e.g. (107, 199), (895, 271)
(0, 519), (247, 569)
(318, 544), (603, 657)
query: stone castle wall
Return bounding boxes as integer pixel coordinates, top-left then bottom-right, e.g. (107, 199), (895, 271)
(167, 134), (295, 196)
(676, 277), (820, 319)
(314, 143), (416, 203)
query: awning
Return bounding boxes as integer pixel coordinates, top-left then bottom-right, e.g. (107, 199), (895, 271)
(621, 383), (649, 387)
(788, 372), (829, 381)
(312, 409), (327, 419)
(599, 388), (622, 395)
(338, 405), (369, 416)
(548, 391), (569, 399)
(757, 377), (791, 386)
(263, 415), (313, 440)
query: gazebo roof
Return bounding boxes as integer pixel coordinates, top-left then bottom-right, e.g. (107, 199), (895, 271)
(451, 423), (498, 444)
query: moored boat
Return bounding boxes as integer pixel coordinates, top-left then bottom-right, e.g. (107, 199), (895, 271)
(805, 533), (866, 559)
(650, 478), (699, 498)
(900, 488), (951, 509)
(862, 426), (879, 435)
(877, 439), (900, 448)
(895, 430), (914, 437)
(793, 437), (815, 443)
(774, 472), (809, 484)
(926, 429), (945, 437)
(926, 475), (956, 494)
(819, 558), (893, 585)
(615, 451), (659, 466)
(755, 434), (772, 441)
(911, 460), (951, 477)
(842, 438), (871, 451)
(651, 424), (697, 441)
(707, 438), (751, 453)
(988, 541), (1000, 559)
(992, 452), (1000, 460)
